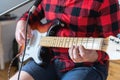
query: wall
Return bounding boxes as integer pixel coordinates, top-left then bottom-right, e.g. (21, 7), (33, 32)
(0, 1), (34, 63)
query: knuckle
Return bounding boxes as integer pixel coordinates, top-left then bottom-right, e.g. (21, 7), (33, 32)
(82, 53), (86, 57)
(74, 56), (79, 60)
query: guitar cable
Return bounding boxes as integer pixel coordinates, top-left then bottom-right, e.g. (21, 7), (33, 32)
(8, 53), (21, 80)
(8, 0), (42, 80)
(7, 10), (31, 80)
(17, 11), (31, 80)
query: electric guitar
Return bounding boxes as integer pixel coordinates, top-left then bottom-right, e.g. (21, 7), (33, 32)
(19, 19), (120, 64)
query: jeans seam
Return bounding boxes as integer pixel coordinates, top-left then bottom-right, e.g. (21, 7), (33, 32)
(92, 66), (104, 80)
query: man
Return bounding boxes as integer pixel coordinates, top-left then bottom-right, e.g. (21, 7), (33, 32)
(10, 0), (120, 80)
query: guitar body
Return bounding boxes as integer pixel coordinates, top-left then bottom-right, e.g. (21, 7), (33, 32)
(19, 19), (64, 64)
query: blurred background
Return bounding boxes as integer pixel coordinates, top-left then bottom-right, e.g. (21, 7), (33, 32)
(0, 0), (34, 18)
(0, 0), (34, 63)
(0, 0), (34, 80)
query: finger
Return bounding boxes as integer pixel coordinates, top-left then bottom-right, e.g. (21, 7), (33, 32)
(16, 34), (25, 46)
(73, 46), (80, 60)
(27, 29), (32, 38)
(78, 45), (86, 57)
(68, 45), (74, 60)
(20, 29), (32, 40)
(15, 31), (25, 46)
(19, 29), (25, 39)
(73, 46), (83, 62)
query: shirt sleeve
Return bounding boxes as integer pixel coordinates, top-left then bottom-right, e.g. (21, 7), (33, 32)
(96, 0), (120, 63)
(19, 3), (45, 25)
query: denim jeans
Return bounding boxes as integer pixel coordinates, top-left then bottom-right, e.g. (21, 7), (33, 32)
(21, 60), (108, 80)
(61, 66), (107, 80)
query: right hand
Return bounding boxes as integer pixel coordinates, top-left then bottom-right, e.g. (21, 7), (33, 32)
(15, 20), (32, 46)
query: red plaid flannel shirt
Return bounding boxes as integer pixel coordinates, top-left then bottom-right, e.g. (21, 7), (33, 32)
(20, 0), (120, 71)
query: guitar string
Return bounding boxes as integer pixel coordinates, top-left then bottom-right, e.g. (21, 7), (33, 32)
(40, 37), (104, 50)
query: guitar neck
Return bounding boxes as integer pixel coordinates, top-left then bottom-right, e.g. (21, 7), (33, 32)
(40, 37), (106, 50)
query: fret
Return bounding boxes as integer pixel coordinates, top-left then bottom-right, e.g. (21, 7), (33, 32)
(72, 38), (78, 46)
(93, 38), (103, 50)
(81, 38), (88, 48)
(50, 37), (53, 46)
(55, 37), (59, 47)
(77, 38), (83, 46)
(55, 37), (60, 47)
(86, 38), (89, 47)
(62, 37), (67, 47)
(49, 37), (52, 46)
(52, 37), (56, 47)
(59, 37), (63, 47)
(64, 37), (70, 47)
(69, 38), (74, 47)
(86, 38), (95, 49)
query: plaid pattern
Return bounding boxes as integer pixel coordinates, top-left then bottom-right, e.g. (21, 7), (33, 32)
(20, 0), (120, 71)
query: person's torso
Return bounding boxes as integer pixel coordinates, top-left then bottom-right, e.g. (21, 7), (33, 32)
(41, 0), (103, 37)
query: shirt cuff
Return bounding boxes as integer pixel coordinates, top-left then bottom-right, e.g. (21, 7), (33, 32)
(96, 50), (109, 64)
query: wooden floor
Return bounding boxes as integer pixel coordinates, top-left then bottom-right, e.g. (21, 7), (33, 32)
(107, 60), (120, 80)
(0, 61), (120, 80)
(0, 62), (17, 80)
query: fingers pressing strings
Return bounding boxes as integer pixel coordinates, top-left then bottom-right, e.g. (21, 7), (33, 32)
(69, 45), (83, 63)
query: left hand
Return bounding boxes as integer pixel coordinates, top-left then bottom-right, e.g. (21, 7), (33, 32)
(68, 45), (98, 63)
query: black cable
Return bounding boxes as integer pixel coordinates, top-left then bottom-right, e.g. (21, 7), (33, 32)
(8, 0), (42, 79)
(17, 11), (32, 80)
(7, 12), (31, 79)
(7, 11), (31, 80)
(8, 54), (20, 80)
